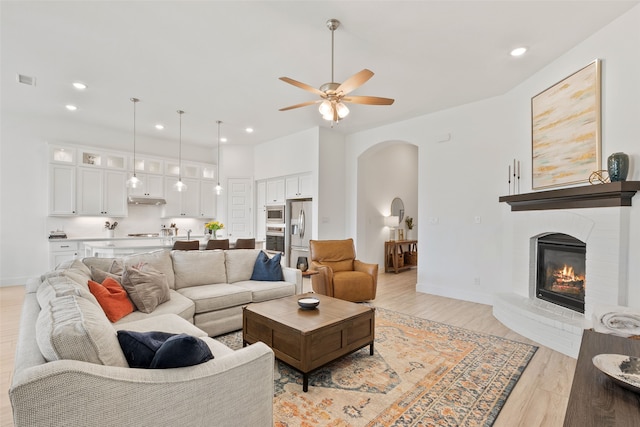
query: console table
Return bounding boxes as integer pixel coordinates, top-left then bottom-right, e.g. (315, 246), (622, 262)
(384, 240), (417, 273)
(564, 330), (640, 426)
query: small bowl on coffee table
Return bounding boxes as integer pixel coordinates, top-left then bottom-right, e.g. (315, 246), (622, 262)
(298, 297), (320, 310)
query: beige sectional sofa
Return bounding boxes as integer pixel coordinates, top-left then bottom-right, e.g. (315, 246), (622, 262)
(9, 249), (302, 427)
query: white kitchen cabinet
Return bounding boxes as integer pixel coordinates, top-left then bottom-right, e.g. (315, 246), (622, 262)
(77, 168), (128, 216)
(128, 174), (165, 198)
(49, 165), (77, 215)
(266, 178), (285, 205)
(255, 180), (266, 241)
(79, 149), (126, 170)
(49, 241), (79, 269)
(162, 177), (200, 217)
(165, 161), (200, 179)
(199, 180), (216, 218)
(49, 145), (76, 165)
(285, 173), (313, 199)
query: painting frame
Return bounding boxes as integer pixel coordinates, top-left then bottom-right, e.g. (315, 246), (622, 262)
(531, 59), (601, 190)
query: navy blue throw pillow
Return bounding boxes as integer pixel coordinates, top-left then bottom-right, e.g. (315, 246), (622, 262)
(150, 334), (214, 369)
(117, 330), (213, 369)
(250, 251), (284, 281)
(117, 330), (175, 368)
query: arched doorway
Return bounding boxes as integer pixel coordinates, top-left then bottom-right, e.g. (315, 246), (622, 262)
(356, 141), (418, 267)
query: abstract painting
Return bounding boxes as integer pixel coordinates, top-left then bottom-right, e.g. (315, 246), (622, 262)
(531, 59), (601, 189)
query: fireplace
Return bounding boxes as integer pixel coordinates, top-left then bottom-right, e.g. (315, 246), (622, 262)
(536, 233), (586, 313)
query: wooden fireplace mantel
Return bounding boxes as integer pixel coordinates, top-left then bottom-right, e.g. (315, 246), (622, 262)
(499, 181), (640, 211)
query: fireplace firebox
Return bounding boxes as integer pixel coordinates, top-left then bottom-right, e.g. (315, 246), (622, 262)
(536, 233), (586, 313)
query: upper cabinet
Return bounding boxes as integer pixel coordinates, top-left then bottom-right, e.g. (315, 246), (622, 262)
(76, 168), (128, 217)
(128, 156), (165, 198)
(266, 178), (285, 205)
(285, 173), (313, 199)
(48, 143), (215, 219)
(49, 164), (76, 215)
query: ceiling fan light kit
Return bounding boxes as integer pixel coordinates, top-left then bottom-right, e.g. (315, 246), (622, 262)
(279, 18), (394, 125)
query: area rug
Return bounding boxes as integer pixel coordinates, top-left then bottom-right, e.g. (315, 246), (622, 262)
(216, 307), (537, 427)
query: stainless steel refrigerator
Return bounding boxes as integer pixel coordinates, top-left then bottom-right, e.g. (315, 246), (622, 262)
(288, 200), (312, 269)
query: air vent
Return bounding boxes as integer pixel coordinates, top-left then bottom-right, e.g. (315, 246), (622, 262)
(16, 74), (36, 86)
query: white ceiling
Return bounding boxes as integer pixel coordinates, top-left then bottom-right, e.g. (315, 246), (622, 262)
(2, 1), (638, 149)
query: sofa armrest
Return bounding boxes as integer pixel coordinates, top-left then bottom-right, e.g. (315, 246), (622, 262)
(10, 342), (274, 427)
(282, 266), (303, 294)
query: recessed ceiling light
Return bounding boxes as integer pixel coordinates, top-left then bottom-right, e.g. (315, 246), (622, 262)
(155, 124), (164, 130)
(510, 47), (527, 57)
(220, 137), (228, 143)
(65, 104), (78, 111)
(245, 127), (254, 133)
(72, 82), (87, 90)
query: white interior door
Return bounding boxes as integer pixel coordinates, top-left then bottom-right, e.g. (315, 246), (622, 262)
(227, 178), (253, 239)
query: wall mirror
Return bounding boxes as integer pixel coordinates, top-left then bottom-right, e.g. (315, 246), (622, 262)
(390, 197), (404, 223)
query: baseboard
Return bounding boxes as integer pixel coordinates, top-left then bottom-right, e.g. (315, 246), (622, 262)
(0, 276), (29, 287)
(416, 283), (494, 306)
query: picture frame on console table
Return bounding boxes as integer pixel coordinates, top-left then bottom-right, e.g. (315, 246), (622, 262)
(531, 59), (601, 190)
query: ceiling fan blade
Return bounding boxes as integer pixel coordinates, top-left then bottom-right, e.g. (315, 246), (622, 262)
(343, 95), (395, 105)
(279, 100), (321, 111)
(279, 77), (325, 96)
(336, 69), (374, 95)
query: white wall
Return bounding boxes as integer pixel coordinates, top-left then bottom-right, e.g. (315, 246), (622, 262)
(357, 142), (418, 266)
(253, 127), (318, 180)
(317, 128), (346, 240)
(346, 4), (640, 307)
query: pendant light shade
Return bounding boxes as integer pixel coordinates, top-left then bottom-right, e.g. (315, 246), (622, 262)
(215, 120), (223, 195)
(172, 110), (187, 192)
(126, 98), (142, 189)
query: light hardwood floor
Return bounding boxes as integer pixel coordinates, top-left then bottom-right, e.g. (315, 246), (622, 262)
(0, 270), (576, 427)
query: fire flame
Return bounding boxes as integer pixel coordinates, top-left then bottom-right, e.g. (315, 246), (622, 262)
(554, 264), (585, 283)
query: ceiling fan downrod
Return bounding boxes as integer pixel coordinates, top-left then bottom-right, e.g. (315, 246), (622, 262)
(327, 19), (340, 84)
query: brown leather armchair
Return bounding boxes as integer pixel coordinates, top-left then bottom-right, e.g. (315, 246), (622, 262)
(309, 238), (378, 302)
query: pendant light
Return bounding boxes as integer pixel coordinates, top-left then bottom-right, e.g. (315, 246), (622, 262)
(215, 120), (223, 195)
(125, 98), (142, 189)
(172, 110), (187, 192)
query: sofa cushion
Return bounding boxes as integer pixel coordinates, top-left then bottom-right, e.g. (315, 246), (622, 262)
(124, 250), (175, 289)
(36, 294), (128, 367)
(171, 250), (227, 289)
(114, 290), (195, 324)
(117, 330), (213, 369)
(114, 313), (207, 337)
(250, 251), (284, 281)
(225, 249), (261, 283)
(41, 259), (93, 291)
(37, 275), (100, 309)
(234, 280), (296, 303)
(121, 264), (171, 314)
(177, 284), (252, 313)
(88, 277), (135, 322)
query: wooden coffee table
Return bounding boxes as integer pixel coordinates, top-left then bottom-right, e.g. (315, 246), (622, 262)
(242, 293), (375, 392)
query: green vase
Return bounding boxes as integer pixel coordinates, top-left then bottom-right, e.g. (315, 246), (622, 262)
(607, 152), (629, 182)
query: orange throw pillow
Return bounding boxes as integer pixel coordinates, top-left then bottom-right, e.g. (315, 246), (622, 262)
(88, 277), (135, 322)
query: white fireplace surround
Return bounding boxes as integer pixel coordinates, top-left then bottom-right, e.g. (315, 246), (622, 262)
(494, 207), (630, 357)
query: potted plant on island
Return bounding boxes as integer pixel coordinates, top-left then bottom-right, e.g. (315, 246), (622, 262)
(204, 221), (224, 240)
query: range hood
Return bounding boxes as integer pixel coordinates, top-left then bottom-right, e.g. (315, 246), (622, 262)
(127, 196), (166, 206)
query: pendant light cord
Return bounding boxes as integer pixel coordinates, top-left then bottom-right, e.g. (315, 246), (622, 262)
(130, 98), (139, 176)
(177, 110), (184, 180)
(216, 120), (222, 190)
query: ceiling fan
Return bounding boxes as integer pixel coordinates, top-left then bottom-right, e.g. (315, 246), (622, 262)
(279, 19), (394, 124)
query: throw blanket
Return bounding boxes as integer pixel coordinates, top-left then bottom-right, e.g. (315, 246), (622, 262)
(593, 305), (640, 337)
